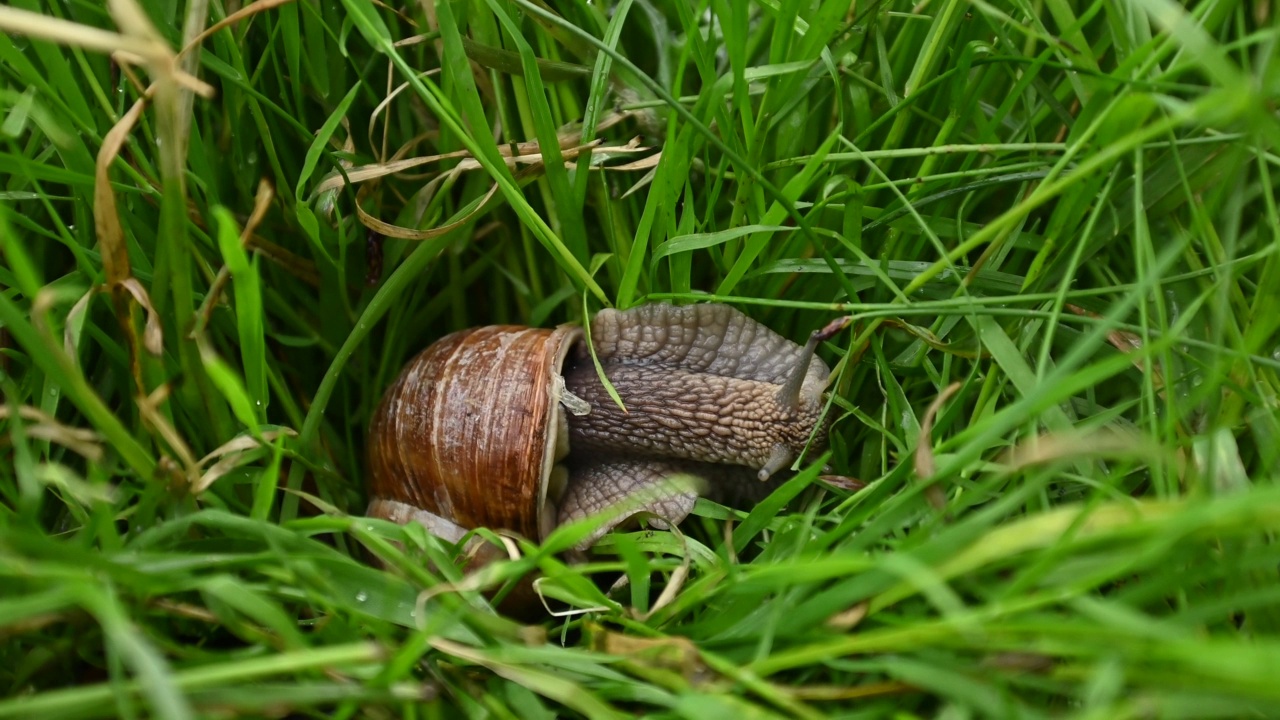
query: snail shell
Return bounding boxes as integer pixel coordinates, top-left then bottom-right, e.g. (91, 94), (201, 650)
(366, 303), (834, 555)
(366, 324), (582, 545)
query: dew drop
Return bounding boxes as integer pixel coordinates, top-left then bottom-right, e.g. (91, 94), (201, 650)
(355, 590), (368, 603)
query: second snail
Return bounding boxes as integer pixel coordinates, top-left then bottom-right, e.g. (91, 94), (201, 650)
(366, 302), (843, 554)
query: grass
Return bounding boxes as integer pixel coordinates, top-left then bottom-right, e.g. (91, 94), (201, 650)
(2, 0), (1279, 716)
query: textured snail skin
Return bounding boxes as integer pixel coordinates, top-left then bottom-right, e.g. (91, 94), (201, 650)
(558, 457), (760, 549)
(564, 365), (826, 470)
(557, 303), (830, 545)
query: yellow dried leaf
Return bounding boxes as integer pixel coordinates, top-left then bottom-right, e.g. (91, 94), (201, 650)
(118, 278), (163, 356)
(588, 625), (710, 682)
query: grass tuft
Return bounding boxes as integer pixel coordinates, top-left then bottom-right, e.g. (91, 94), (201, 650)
(2, 0), (1279, 716)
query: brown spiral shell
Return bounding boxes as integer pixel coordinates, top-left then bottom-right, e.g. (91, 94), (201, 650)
(366, 323), (583, 544)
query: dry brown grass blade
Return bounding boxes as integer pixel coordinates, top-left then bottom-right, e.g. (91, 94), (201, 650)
(369, 0), (418, 27)
(622, 164), (659, 199)
(198, 429), (298, 467)
(313, 106), (649, 242)
(29, 289), (60, 339)
(194, 428), (298, 493)
(310, 148), (471, 198)
(94, 99), (146, 290)
(915, 382), (963, 479)
(63, 286), (98, 361)
(311, 141), (589, 199)
(196, 179), (278, 334)
(118, 278), (163, 356)
(316, 111), (644, 198)
(375, 63), (396, 163)
(136, 383), (201, 485)
(108, 0), (167, 47)
(1065, 304), (1166, 394)
(630, 525), (694, 621)
(392, 32), (436, 49)
(111, 57), (213, 100)
(345, 141), (649, 241)
(997, 428), (1158, 471)
(881, 318), (982, 359)
(0, 8), (157, 74)
(94, 97), (150, 392)
(353, 166), (502, 241)
(588, 110), (636, 136)
(824, 601), (868, 631)
(179, 0), (296, 60)
(369, 69), (442, 160)
(75, 0), (213, 395)
(0, 612), (72, 642)
(151, 598), (282, 648)
(981, 652), (1057, 674)
(246, 233), (320, 286)
(174, 0), (209, 148)
(353, 151), (571, 242)
(818, 474), (867, 493)
(915, 381), (963, 511)
(587, 625), (711, 682)
(578, 140), (650, 166)
(116, 60), (149, 95)
(0, 406), (105, 462)
(0, 5), (212, 98)
(604, 152), (664, 172)
(110, 0), (214, 98)
(243, 179), (279, 248)
(174, 196), (320, 288)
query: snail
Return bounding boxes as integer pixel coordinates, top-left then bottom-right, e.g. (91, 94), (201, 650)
(365, 303), (838, 559)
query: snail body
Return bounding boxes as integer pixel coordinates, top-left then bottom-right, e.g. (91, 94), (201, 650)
(564, 303), (830, 478)
(366, 303), (833, 553)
